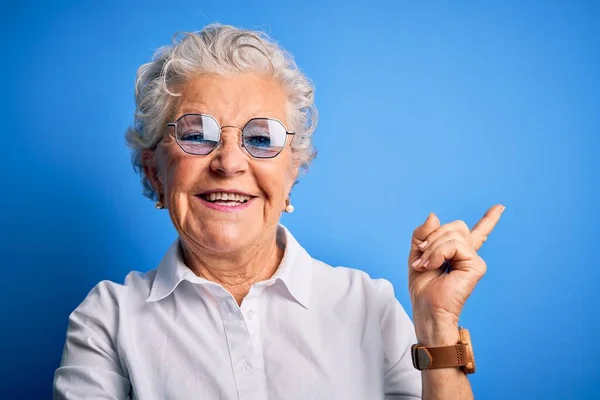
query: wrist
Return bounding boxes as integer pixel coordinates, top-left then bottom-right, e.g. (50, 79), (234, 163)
(413, 310), (460, 346)
(416, 327), (460, 346)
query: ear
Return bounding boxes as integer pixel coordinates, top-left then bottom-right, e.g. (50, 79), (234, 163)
(142, 150), (163, 197)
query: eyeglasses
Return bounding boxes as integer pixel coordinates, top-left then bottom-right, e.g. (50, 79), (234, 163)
(166, 114), (295, 159)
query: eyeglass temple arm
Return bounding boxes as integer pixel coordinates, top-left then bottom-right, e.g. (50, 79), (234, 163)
(166, 123), (177, 137)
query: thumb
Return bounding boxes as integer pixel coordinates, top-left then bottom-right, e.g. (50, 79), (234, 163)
(409, 213), (441, 267)
(411, 212), (441, 250)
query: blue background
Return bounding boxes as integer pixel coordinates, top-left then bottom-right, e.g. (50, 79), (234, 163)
(1, 0), (598, 398)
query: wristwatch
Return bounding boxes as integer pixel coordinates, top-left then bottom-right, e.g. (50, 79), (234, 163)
(411, 327), (476, 374)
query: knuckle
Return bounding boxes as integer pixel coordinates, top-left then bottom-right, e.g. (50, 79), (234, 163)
(436, 230), (450, 240)
(453, 219), (469, 233)
(479, 257), (487, 271)
(427, 228), (441, 242)
(448, 231), (462, 241)
(474, 255), (487, 272)
(422, 247), (432, 258)
(429, 225), (452, 243)
(476, 264), (487, 281)
(449, 238), (461, 248)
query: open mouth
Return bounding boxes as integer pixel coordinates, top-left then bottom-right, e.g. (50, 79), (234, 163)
(197, 191), (253, 207)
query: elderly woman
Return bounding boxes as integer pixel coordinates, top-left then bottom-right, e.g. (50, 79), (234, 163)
(54, 24), (504, 400)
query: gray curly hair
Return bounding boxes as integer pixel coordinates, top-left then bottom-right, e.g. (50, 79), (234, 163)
(125, 24), (318, 201)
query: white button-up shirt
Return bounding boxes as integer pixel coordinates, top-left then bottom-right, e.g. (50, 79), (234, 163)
(54, 225), (422, 399)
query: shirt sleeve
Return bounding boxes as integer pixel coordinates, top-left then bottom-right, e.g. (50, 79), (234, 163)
(53, 282), (131, 400)
(378, 279), (422, 399)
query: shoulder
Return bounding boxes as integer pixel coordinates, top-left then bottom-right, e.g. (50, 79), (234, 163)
(71, 269), (157, 319)
(59, 269), (158, 361)
(310, 257), (399, 309)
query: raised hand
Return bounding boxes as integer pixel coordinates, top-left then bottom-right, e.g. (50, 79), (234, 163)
(408, 204), (505, 344)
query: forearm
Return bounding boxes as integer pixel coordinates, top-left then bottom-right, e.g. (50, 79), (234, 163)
(422, 364), (473, 400)
(415, 315), (474, 400)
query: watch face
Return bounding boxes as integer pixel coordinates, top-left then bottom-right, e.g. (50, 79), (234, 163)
(411, 344), (432, 370)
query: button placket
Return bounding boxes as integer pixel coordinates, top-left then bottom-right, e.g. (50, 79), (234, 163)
(218, 293), (265, 399)
(243, 296), (268, 396)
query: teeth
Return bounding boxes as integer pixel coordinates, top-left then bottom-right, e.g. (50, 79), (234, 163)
(204, 192), (251, 203)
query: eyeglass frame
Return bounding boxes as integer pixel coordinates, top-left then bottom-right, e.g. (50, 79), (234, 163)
(166, 113), (296, 159)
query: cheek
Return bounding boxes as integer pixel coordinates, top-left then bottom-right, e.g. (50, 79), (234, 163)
(160, 151), (202, 193)
(160, 153), (202, 227)
(256, 158), (295, 203)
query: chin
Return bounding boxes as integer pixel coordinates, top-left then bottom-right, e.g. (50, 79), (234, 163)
(192, 220), (260, 253)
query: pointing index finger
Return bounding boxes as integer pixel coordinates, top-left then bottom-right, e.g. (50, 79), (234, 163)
(471, 204), (505, 250)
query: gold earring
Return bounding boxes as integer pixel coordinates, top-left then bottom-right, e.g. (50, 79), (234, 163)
(155, 196), (165, 209)
(285, 197), (294, 213)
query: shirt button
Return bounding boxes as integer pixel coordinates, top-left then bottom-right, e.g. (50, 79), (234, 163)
(246, 310), (256, 320)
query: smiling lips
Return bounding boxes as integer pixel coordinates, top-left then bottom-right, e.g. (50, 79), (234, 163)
(197, 190), (256, 212)
(200, 191), (252, 205)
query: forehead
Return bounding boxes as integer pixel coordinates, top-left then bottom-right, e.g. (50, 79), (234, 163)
(174, 73), (289, 125)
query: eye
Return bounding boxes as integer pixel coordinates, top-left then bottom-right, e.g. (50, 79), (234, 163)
(245, 134), (272, 147)
(180, 131), (205, 142)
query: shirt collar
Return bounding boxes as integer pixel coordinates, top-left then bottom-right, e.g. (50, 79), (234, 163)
(146, 239), (190, 303)
(147, 224), (312, 308)
(269, 225), (312, 309)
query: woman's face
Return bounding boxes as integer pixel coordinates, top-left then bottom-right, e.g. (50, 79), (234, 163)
(146, 73), (298, 254)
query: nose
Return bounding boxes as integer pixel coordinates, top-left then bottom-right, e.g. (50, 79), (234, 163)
(209, 127), (248, 177)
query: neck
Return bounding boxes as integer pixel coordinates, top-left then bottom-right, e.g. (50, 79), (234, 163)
(180, 228), (284, 305)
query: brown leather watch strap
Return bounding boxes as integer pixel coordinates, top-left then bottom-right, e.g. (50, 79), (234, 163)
(426, 344), (468, 368)
(411, 327), (476, 374)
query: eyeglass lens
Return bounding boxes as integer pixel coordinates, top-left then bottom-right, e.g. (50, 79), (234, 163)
(175, 114), (288, 158)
